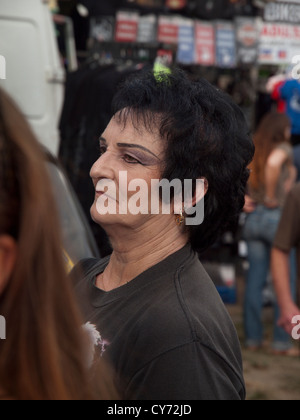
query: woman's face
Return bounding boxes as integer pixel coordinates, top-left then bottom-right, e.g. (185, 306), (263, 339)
(90, 114), (167, 230)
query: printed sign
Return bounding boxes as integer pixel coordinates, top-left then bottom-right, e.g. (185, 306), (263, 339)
(264, 2), (300, 24)
(258, 23), (300, 64)
(215, 21), (237, 68)
(158, 15), (180, 44)
(236, 17), (259, 64)
(137, 14), (157, 43)
(177, 18), (195, 64)
(115, 11), (139, 43)
(195, 21), (215, 66)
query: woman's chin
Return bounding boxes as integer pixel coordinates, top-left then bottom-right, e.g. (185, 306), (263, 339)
(90, 203), (131, 227)
(90, 204), (117, 225)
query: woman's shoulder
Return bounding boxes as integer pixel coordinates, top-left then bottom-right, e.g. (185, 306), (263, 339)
(275, 142), (293, 157)
(77, 258), (102, 273)
(268, 143), (292, 166)
(278, 141), (292, 149)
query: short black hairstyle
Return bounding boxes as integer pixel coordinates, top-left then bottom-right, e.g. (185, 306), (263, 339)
(112, 69), (254, 252)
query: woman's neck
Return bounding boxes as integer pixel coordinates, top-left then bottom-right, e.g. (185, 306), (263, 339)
(99, 217), (188, 291)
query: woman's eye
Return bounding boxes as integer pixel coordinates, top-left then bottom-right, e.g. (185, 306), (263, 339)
(99, 146), (107, 156)
(123, 154), (140, 165)
(99, 147), (141, 164)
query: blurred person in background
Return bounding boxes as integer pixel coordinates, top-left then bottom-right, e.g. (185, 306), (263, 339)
(272, 184), (300, 348)
(243, 112), (297, 354)
(0, 88), (116, 400)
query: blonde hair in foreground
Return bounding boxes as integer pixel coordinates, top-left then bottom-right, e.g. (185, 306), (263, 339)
(0, 88), (117, 400)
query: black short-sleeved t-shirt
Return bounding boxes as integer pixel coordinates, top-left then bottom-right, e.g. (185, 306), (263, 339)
(72, 245), (245, 400)
(273, 183), (300, 305)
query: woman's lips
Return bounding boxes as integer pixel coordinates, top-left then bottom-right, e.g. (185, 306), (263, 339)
(96, 191), (116, 201)
(95, 180), (117, 201)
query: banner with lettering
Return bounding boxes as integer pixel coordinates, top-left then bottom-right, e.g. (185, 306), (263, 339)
(264, 2), (300, 24)
(236, 17), (259, 64)
(258, 23), (300, 64)
(215, 21), (237, 68)
(177, 18), (195, 64)
(157, 15), (180, 44)
(115, 11), (139, 43)
(195, 21), (215, 66)
(137, 15), (157, 43)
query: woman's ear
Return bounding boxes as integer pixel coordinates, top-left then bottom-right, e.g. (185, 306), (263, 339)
(185, 178), (209, 209)
(0, 235), (17, 294)
(172, 178), (209, 226)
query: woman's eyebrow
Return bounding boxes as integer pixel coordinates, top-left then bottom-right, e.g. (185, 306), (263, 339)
(99, 136), (160, 160)
(117, 143), (160, 160)
(99, 137), (160, 160)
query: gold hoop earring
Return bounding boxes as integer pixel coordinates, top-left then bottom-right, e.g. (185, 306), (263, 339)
(175, 209), (185, 226)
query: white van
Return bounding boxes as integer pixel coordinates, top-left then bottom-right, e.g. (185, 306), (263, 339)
(0, 0), (65, 156)
(0, 0), (100, 263)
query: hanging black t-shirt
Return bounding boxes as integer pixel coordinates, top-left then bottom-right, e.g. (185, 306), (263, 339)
(72, 245), (245, 400)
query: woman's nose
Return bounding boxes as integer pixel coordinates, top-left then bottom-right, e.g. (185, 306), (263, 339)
(90, 152), (115, 181)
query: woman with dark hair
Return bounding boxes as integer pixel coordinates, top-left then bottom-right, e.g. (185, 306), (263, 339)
(73, 69), (254, 400)
(0, 88), (116, 400)
(244, 112), (297, 355)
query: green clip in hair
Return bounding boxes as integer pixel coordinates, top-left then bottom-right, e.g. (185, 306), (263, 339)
(153, 62), (172, 83)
